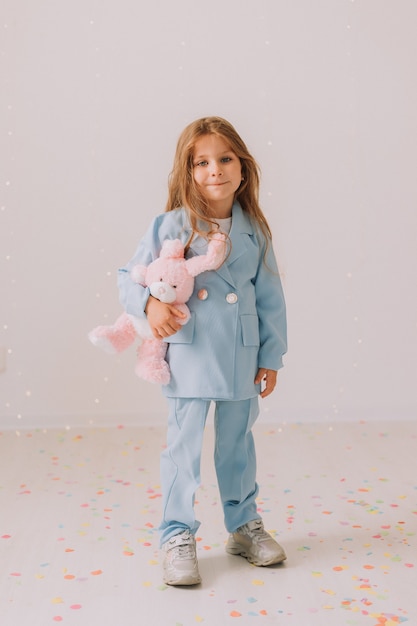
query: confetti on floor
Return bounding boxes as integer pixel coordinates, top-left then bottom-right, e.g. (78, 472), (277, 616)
(0, 420), (416, 625)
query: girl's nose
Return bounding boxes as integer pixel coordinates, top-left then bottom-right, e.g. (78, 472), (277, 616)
(210, 163), (222, 176)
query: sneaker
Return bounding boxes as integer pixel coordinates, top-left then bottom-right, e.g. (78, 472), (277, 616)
(162, 530), (202, 586)
(226, 519), (287, 566)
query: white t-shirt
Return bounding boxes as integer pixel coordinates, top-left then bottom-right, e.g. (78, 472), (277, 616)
(215, 217), (232, 234)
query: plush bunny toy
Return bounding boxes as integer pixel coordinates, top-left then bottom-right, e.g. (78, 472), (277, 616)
(89, 233), (227, 384)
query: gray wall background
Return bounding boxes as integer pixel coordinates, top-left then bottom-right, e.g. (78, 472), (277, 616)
(1, 0), (416, 428)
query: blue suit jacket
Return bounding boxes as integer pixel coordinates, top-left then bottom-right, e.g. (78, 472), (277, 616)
(118, 203), (287, 400)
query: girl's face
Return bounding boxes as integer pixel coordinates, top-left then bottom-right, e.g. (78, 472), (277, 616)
(192, 134), (242, 217)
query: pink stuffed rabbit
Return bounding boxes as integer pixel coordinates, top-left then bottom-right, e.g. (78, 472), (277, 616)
(89, 233), (227, 384)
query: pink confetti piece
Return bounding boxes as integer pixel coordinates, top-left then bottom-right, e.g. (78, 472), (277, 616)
(52, 617), (63, 622)
(70, 604), (82, 610)
(1, 534), (11, 539)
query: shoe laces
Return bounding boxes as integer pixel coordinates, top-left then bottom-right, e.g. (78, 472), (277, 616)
(167, 532), (195, 560)
(174, 543), (195, 560)
(240, 520), (270, 543)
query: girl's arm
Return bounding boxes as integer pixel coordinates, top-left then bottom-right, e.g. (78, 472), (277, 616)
(254, 235), (287, 374)
(118, 212), (188, 335)
(145, 296), (186, 339)
(118, 215), (167, 320)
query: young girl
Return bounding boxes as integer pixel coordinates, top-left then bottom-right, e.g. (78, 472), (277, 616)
(118, 117), (287, 586)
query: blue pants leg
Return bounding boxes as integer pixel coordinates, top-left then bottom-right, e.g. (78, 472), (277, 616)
(159, 398), (210, 546)
(214, 397), (260, 532)
(159, 397), (260, 545)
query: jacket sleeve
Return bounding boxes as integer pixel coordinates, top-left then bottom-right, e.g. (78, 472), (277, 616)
(117, 216), (164, 319)
(254, 235), (287, 371)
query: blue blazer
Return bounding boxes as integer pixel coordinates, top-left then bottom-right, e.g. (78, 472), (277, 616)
(118, 203), (287, 400)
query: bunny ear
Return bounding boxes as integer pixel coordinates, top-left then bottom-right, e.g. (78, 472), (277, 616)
(160, 239), (185, 259)
(130, 264), (147, 284)
(184, 233), (227, 277)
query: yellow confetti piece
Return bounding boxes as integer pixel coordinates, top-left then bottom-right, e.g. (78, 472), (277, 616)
(195, 617), (204, 623)
(51, 597), (64, 604)
(143, 581), (152, 587)
(252, 579), (264, 586)
(322, 589), (336, 595)
(148, 560), (158, 566)
(312, 571), (323, 578)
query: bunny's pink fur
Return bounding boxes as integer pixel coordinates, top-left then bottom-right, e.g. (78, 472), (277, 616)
(89, 234), (226, 384)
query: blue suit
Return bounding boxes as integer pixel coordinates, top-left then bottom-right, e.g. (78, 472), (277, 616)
(118, 203), (287, 543)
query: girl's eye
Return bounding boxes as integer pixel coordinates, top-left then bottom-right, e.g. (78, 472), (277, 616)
(195, 160), (208, 167)
(221, 156), (232, 163)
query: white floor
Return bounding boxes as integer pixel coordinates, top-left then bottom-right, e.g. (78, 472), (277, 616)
(1, 420), (416, 626)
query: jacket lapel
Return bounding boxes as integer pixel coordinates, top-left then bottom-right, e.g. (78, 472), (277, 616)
(188, 203), (253, 288)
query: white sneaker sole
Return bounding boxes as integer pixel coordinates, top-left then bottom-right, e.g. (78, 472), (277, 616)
(163, 572), (202, 586)
(226, 540), (287, 566)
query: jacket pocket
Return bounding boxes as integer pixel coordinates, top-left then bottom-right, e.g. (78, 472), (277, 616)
(164, 312), (195, 344)
(241, 314), (260, 347)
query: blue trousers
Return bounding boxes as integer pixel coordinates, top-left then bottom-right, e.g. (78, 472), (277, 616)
(159, 397), (260, 546)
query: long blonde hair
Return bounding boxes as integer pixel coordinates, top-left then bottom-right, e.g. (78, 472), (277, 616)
(165, 117), (272, 248)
